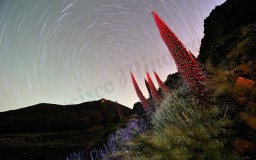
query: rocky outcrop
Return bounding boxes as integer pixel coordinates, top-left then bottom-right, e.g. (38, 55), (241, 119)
(232, 64), (253, 78)
(198, 0), (256, 68)
(233, 139), (256, 156)
(194, 0), (256, 158)
(235, 77), (255, 91)
(240, 112), (256, 130)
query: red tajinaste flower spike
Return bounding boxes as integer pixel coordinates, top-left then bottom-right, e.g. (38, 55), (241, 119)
(153, 71), (171, 95)
(189, 51), (197, 62)
(130, 72), (149, 109)
(144, 79), (151, 97)
(146, 72), (162, 101)
(152, 11), (207, 97)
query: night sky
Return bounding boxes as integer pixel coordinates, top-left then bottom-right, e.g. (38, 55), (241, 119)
(0, 0), (225, 112)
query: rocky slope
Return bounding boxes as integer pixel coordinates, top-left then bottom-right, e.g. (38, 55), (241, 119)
(198, 0), (256, 69)
(195, 0), (256, 157)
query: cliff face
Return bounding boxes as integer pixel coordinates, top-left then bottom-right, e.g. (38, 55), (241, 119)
(198, 0), (256, 68)
(196, 0), (256, 157)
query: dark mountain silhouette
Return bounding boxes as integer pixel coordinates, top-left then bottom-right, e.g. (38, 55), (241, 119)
(0, 99), (131, 133)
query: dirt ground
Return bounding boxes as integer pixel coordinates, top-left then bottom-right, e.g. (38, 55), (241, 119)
(0, 130), (105, 160)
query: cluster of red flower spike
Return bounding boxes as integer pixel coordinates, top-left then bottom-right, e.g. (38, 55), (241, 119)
(131, 11), (207, 109)
(131, 71), (170, 109)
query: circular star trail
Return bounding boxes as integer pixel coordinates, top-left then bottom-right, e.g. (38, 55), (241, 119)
(0, 0), (225, 111)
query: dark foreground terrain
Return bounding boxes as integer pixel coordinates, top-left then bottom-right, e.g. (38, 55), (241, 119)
(0, 130), (105, 160)
(0, 99), (132, 160)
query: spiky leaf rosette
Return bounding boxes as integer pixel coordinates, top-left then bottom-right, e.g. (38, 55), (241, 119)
(153, 71), (171, 96)
(152, 11), (207, 97)
(146, 72), (162, 102)
(130, 72), (149, 109)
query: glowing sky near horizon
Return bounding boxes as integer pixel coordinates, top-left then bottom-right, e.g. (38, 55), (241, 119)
(0, 0), (225, 112)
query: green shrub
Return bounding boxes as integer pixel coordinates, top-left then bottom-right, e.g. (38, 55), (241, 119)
(127, 89), (238, 160)
(241, 23), (256, 36)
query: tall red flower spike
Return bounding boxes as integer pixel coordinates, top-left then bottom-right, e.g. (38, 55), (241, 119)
(152, 11), (207, 97)
(146, 72), (162, 101)
(130, 72), (149, 109)
(189, 51), (197, 61)
(153, 71), (171, 95)
(144, 79), (151, 97)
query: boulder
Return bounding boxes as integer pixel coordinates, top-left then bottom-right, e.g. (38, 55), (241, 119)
(233, 139), (256, 156)
(240, 112), (256, 130)
(232, 64), (253, 77)
(235, 77), (255, 90)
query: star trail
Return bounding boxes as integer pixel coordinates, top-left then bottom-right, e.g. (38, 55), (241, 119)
(0, 0), (225, 111)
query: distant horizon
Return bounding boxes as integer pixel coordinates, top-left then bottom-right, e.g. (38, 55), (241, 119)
(0, 0), (225, 112)
(0, 97), (131, 113)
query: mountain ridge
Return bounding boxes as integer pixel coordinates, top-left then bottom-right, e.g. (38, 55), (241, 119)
(0, 98), (132, 133)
